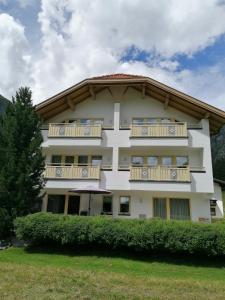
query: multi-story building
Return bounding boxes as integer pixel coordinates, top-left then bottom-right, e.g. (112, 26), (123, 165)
(36, 74), (225, 222)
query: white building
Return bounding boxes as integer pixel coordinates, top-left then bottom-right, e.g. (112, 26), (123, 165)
(36, 74), (225, 222)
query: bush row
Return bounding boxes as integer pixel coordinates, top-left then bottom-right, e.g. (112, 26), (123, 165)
(15, 212), (225, 256)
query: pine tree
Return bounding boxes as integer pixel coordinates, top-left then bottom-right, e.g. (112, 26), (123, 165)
(0, 87), (45, 233)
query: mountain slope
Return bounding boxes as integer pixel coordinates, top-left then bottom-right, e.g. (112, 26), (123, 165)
(0, 95), (10, 114)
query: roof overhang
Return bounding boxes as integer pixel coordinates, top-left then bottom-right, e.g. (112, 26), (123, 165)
(35, 75), (225, 134)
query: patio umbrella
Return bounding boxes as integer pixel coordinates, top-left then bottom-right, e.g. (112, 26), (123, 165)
(69, 186), (111, 216)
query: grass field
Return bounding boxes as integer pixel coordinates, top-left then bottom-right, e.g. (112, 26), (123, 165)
(0, 247), (225, 299)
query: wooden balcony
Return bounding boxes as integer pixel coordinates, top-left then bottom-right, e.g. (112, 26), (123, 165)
(130, 122), (187, 138)
(44, 165), (100, 180)
(130, 165), (190, 182)
(48, 123), (102, 138)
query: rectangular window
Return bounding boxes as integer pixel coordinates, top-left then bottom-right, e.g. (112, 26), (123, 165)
(47, 195), (65, 214)
(147, 156), (158, 166)
(161, 118), (171, 123)
(176, 156), (188, 167)
(162, 156), (172, 166)
(78, 155), (88, 166)
(153, 198), (167, 219)
(80, 119), (91, 125)
(91, 155), (102, 166)
(65, 156), (74, 165)
(146, 118), (158, 124)
(132, 118), (144, 125)
(93, 119), (103, 125)
(210, 207), (216, 216)
(51, 155), (62, 165)
(132, 156), (144, 166)
(119, 196), (130, 214)
(103, 196), (112, 213)
(170, 198), (190, 220)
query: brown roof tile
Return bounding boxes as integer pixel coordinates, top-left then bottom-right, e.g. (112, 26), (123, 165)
(90, 73), (147, 80)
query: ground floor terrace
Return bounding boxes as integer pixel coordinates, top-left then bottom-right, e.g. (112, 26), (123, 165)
(42, 190), (223, 222)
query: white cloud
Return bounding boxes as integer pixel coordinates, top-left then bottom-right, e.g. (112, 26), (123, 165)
(1, 0), (225, 110)
(0, 13), (32, 100)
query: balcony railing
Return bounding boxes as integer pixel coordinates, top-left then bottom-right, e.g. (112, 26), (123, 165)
(48, 123), (102, 138)
(130, 122), (187, 138)
(44, 165), (100, 179)
(130, 165), (190, 182)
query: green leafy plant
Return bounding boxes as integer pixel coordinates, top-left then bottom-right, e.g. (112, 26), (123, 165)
(15, 213), (225, 257)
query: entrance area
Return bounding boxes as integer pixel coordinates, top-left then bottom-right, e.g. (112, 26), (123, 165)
(68, 196), (80, 215)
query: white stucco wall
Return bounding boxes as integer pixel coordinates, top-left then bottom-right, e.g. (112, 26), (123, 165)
(41, 84), (217, 221)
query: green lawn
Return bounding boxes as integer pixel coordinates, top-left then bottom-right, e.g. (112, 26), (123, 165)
(0, 248), (225, 299)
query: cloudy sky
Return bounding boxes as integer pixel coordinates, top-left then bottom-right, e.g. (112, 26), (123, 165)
(1, 0), (225, 108)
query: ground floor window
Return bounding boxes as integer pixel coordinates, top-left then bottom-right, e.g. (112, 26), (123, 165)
(119, 196), (130, 214)
(170, 198), (190, 220)
(153, 198), (167, 219)
(47, 195), (65, 214)
(102, 196), (112, 214)
(153, 198), (190, 220)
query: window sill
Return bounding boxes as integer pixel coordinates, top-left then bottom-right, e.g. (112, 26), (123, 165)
(118, 213), (130, 216)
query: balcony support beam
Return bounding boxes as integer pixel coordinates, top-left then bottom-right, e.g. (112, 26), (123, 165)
(142, 84), (146, 99)
(164, 94), (170, 110)
(66, 97), (76, 111)
(89, 85), (96, 100)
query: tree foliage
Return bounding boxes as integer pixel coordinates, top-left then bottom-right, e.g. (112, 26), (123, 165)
(211, 125), (225, 184)
(0, 87), (45, 234)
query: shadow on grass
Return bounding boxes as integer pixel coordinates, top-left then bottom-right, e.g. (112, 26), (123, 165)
(25, 244), (225, 269)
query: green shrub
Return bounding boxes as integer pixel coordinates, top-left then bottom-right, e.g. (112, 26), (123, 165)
(14, 213), (225, 256)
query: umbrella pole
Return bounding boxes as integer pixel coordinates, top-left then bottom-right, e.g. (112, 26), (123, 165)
(88, 193), (91, 216)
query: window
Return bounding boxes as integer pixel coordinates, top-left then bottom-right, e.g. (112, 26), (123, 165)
(51, 155), (62, 165)
(146, 118), (157, 124)
(210, 207), (216, 216)
(176, 156), (188, 167)
(162, 156), (172, 166)
(153, 198), (167, 219)
(103, 196), (112, 213)
(132, 156), (144, 166)
(80, 119), (91, 125)
(93, 119), (103, 125)
(161, 118), (171, 123)
(91, 156), (102, 166)
(119, 196), (130, 214)
(170, 199), (190, 220)
(133, 118), (144, 125)
(78, 155), (88, 166)
(47, 195), (65, 214)
(147, 156), (158, 166)
(65, 156), (74, 165)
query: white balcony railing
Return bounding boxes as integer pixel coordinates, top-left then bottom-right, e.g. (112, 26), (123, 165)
(48, 123), (102, 138)
(44, 165), (100, 180)
(130, 122), (187, 137)
(130, 165), (190, 182)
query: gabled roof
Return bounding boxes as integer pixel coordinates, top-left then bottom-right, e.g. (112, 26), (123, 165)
(35, 73), (225, 133)
(90, 73), (146, 80)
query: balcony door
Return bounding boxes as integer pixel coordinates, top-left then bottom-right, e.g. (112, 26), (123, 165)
(78, 155), (88, 166)
(68, 196), (80, 215)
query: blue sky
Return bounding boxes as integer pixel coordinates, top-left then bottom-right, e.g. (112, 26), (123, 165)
(1, 0), (225, 109)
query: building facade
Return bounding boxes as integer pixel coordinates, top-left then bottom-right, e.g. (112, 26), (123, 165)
(36, 74), (225, 222)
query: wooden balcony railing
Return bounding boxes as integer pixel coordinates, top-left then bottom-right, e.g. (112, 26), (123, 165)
(44, 165), (100, 179)
(130, 165), (190, 182)
(48, 123), (102, 138)
(130, 122), (187, 137)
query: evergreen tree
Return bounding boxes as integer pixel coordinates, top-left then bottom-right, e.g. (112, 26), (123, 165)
(0, 87), (45, 233)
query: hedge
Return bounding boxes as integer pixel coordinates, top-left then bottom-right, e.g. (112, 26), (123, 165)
(14, 212), (225, 256)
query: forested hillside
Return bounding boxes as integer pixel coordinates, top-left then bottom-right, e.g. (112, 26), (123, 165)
(211, 125), (225, 182)
(0, 95), (10, 114)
